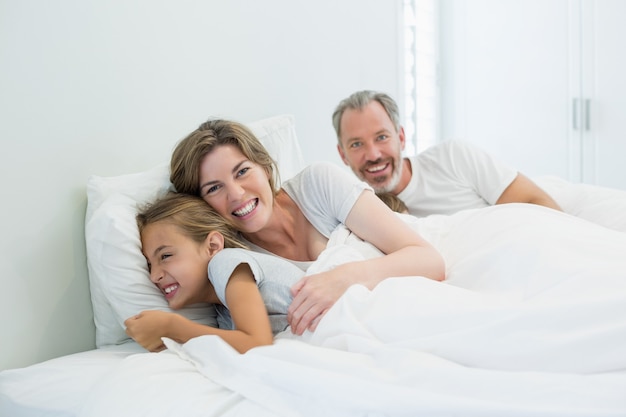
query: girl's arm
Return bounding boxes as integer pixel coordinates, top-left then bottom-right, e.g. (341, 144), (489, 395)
(288, 189), (445, 335)
(125, 263), (273, 354)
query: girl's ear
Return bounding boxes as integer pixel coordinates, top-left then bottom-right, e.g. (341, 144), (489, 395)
(205, 231), (225, 257)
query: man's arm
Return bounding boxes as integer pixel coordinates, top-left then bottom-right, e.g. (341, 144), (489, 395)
(496, 173), (562, 211)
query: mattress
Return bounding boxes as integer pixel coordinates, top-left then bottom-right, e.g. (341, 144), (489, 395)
(0, 343), (144, 417)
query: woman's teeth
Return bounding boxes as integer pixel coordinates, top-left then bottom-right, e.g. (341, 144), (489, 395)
(233, 199), (257, 217)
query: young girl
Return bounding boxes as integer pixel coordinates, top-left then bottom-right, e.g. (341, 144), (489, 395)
(124, 192), (306, 354)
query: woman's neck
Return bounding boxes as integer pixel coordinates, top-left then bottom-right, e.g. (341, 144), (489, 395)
(242, 191), (310, 261)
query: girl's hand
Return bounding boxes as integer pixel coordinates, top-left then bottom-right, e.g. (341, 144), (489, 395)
(124, 310), (174, 352)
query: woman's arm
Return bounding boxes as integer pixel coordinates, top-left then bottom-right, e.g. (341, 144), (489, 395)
(125, 264), (273, 354)
(288, 189), (445, 335)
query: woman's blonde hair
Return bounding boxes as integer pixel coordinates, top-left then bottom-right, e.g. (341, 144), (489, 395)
(170, 119), (280, 197)
(136, 192), (247, 249)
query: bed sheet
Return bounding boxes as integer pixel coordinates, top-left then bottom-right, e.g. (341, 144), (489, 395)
(77, 204), (626, 417)
(4, 202), (625, 417)
(0, 343), (279, 417)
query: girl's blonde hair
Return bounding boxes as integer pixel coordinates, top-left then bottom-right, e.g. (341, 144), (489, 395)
(136, 192), (247, 249)
(376, 192), (409, 214)
(170, 118), (280, 197)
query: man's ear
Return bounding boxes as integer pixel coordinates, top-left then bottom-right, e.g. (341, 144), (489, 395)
(205, 231), (225, 256)
(337, 143), (349, 166)
(398, 126), (407, 151)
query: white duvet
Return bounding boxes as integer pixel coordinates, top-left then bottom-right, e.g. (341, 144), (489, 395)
(80, 204), (626, 417)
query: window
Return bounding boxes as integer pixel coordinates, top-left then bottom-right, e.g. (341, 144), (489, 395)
(403, 0), (439, 155)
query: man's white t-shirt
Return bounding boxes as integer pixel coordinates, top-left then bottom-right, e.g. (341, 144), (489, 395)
(398, 141), (518, 217)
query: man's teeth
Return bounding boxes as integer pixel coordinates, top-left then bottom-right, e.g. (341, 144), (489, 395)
(164, 285), (178, 294)
(367, 164), (387, 173)
(233, 200), (257, 217)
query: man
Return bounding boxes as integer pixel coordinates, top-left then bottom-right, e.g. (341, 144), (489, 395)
(332, 90), (561, 217)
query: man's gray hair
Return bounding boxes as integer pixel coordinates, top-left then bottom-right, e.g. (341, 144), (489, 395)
(332, 90), (401, 143)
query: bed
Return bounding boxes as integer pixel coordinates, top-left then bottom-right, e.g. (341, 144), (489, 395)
(1, 115), (626, 417)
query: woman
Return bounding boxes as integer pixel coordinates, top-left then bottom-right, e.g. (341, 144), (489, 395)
(170, 119), (445, 335)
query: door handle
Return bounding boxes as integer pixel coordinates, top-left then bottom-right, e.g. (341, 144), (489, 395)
(572, 98), (579, 130)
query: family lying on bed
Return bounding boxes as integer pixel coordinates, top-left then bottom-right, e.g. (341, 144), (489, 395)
(124, 90), (626, 372)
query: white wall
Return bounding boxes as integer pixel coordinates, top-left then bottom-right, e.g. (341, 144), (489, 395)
(0, 0), (404, 370)
(438, 0), (572, 180)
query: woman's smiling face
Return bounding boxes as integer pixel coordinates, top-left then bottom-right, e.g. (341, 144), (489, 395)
(198, 144), (274, 235)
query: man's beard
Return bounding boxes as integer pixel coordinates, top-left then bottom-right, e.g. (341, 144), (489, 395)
(369, 158), (403, 194)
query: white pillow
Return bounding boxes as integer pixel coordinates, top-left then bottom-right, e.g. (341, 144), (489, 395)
(85, 114), (306, 347)
(246, 114), (305, 182)
(534, 175), (626, 233)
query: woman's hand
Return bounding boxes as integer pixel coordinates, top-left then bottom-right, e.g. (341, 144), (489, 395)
(288, 267), (355, 335)
(124, 310), (174, 352)
(287, 190), (445, 336)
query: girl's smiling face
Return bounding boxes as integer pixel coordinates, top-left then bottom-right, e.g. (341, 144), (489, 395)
(198, 144), (274, 235)
(141, 221), (215, 310)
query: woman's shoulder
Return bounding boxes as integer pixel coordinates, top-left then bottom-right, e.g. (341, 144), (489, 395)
(300, 161), (344, 175)
(289, 161), (361, 185)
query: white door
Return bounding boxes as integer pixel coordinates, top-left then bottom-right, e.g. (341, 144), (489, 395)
(440, 0), (626, 189)
(580, 0), (626, 189)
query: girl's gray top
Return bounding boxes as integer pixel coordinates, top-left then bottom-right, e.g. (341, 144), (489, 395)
(210, 248), (305, 334)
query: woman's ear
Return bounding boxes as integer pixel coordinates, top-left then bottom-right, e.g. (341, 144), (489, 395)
(205, 231), (225, 257)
